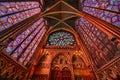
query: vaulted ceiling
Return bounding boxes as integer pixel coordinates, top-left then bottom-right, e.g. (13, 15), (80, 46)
(43, 0), (82, 30)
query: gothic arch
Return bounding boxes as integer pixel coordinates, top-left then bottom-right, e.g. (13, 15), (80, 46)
(50, 66), (72, 80)
(51, 53), (71, 70)
(72, 54), (86, 67)
(72, 54), (87, 72)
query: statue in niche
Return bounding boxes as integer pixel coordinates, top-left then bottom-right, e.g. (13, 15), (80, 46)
(108, 69), (117, 79)
(79, 64), (82, 69)
(99, 73), (104, 80)
(60, 58), (63, 64)
(65, 61), (67, 64)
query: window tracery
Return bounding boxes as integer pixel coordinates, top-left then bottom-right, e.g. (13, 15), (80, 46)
(0, 2), (41, 31)
(46, 31), (76, 47)
(82, 0), (120, 27)
(6, 18), (46, 66)
(76, 17), (118, 69)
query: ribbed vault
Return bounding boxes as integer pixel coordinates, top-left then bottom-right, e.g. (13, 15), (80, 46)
(43, 0), (82, 30)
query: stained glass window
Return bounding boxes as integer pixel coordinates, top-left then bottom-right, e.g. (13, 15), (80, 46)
(6, 18), (46, 66)
(6, 18), (43, 54)
(46, 31), (76, 46)
(77, 0), (120, 69)
(82, 0), (120, 27)
(76, 17), (118, 69)
(19, 27), (46, 65)
(0, 2), (41, 32)
(60, 58), (63, 64)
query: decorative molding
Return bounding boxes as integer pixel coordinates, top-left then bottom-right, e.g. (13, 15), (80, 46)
(0, 52), (27, 79)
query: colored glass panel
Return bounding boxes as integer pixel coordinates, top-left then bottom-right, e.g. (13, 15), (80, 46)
(11, 21), (44, 59)
(6, 18), (43, 54)
(3, 1), (45, 66)
(0, 1), (41, 32)
(47, 31), (76, 46)
(6, 18), (46, 65)
(23, 28), (46, 65)
(0, 2), (39, 16)
(83, 0), (120, 27)
(0, 8), (41, 31)
(18, 23), (45, 63)
(77, 17), (118, 69)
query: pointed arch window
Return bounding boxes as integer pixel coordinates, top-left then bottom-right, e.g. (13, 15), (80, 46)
(5, 18), (46, 66)
(0, 1), (42, 32)
(60, 58), (63, 64)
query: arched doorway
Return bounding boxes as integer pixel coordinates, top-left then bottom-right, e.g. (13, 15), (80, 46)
(50, 53), (72, 80)
(50, 67), (71, 80)
(32, 54), (50, 80)
(62, 67), (71, 80)
(50, 67), (61, 80)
